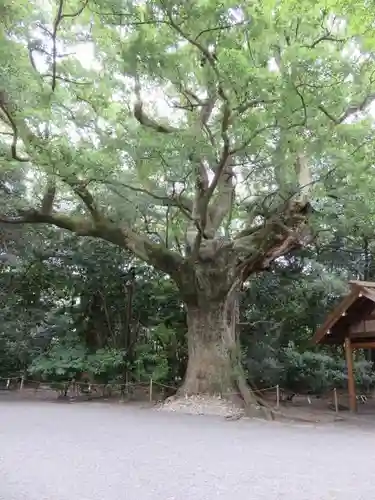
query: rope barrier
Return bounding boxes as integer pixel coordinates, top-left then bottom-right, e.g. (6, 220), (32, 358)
(1, 376), (366, 414)
(152, 381), (178, 391)
(0, 377), (148, 388)
(253, 385), (280, 393)
(0, 376), (284, 393)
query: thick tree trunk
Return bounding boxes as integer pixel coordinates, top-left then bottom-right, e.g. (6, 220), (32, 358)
(175, 255), (274, 418)
(180, 298), (239, 396)
(178, 293), (274, 419)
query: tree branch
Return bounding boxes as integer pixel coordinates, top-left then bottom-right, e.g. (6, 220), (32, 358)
(0, 208), (183, 276)
(60, 0), (88, 19)
(318, 92), (375, 124)
(230, 121), (278, 155)
(306, 33), (346, 49)
(200, 93), (216, 127)
(133, 74), (180, 133)
(163, 4), (230, 107)
(235, 219), (307, 281)
(199, 89), (217, 147)
(187, 99), (232, 252)
(40, 179), (57, 215)
(185, 155), (212, 257)
(49, 0), (89, 91)
(262, 232), (302, 267)
(233, 150), (315, 279)
(204, 101), (231, 211)
(51, 0), (65, 92)
(0, 94), (30, 163)
(235, 98), (278, 116)
(294, 153), (311, 204)
(0, 209), (95, 235)
(63, 178), (103, 223)
(91, 178), (193, 218)
(42, 74), (92, 86)
(194, 21), (248, 41)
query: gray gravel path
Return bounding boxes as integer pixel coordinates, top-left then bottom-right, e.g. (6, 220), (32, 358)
(0, 400), (373, 500)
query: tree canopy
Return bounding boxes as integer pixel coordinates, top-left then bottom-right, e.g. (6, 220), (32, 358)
(1, 1), (375, 277)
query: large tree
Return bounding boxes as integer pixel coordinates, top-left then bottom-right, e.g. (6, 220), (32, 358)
(1, 0), (374, 403)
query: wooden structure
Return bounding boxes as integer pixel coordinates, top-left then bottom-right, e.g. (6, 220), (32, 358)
(313, 281), (375, 412)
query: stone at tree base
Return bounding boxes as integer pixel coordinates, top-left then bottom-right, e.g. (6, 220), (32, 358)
(158, 393), (275, 421)
(158, 394), (245, 418)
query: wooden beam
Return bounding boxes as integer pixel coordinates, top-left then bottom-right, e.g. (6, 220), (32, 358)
(344, 337), (357, 412)
(349, 280), (375, 289)
(349, 330), (375, 339)
(349, 319), (375, 333)
(362, 313), (375, 320)
(351, 341), (375, 349)
(312, 290), (359, 344)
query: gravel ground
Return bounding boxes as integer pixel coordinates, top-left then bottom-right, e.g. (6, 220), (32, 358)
(0, 400), (373, 500)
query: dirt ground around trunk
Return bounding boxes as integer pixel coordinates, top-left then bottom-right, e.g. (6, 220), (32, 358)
(3, 387), (375, 430)
(263, 390), (375, 428)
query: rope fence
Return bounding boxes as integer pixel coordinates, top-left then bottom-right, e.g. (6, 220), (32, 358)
(0, 377), (288, 407)
(0, 376), (370, 412)
(0, 375), (178, 400)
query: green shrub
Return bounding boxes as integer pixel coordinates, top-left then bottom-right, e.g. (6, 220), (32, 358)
(247, 340), (375, 394)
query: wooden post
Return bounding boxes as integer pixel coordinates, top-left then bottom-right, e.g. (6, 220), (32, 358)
(125, 372), (129, 396)
(20, 375), (24, 391)
(276, 385), (280, 409)
(344, 337), (357, 412)
(333, 388), (339, 414)
(149, 378), (153, 403)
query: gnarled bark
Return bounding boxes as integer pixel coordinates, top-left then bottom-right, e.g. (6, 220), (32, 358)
(175, 247), (276, 418)
(181, 299), (236, 396)
(179, 292), (273, 419)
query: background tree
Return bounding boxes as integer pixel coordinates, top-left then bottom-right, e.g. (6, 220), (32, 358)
(1, 0), (375, 403)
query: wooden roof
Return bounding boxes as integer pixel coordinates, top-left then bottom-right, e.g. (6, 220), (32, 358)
(313, 281), (375, 345)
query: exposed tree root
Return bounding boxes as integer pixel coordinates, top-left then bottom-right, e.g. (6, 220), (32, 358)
(233, 369), (275, 421)
(223, 281), (276, 421)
